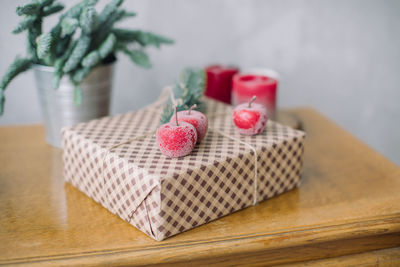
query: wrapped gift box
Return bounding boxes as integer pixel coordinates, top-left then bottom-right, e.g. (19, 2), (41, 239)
(62, 98), (305, 241)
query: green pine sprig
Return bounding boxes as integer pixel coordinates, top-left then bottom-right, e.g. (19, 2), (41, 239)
(42, 2), (65, 16)
(80, 6), (97, 34)
(13, 16), (37, 34)
(0, 57), (31, 115)
(60, 17), (78, 37)
(113, 28), (174, 48)
(119, 45), (151, 69)
(16, 3), (40, 16)
(36, 32), (53, 59)
(160, 68), (206, 124)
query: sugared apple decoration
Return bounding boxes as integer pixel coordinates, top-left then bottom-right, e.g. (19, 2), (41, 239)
(171, 104), (208, 143)
(156, 107), (197, 158)
(233, 96), (267, 135)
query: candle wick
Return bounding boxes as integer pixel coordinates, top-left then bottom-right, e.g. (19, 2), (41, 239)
(248, 96), (257, 108)
(188, 104), (197, 115)
(174, 106), (179, 126)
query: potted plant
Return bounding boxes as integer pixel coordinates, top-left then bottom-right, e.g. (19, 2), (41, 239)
(0, 0), (173, 147)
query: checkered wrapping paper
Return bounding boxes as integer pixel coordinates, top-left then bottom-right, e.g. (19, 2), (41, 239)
(62, 98), (305, 241)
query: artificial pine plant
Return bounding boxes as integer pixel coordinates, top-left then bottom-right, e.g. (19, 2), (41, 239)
(0, 0), (173, 114)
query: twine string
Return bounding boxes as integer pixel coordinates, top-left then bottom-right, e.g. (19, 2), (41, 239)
(101, 87), (259, 206)
(101, 127), (259, 206)
(101, 132), (156, 210)
(209, 128), (258, 205)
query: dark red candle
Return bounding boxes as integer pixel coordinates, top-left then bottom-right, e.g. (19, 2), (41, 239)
(232, 74), (278, 120)
(205, 65), (239, 104)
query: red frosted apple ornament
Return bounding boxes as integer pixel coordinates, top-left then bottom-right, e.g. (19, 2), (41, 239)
(232, 96), (267, 135)
(171, 104), (208, 143)
(156, 107), (197, 158)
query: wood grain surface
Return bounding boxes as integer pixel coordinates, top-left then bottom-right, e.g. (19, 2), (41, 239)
(282, 246), (400, 266)
(0, 108), (399, 266)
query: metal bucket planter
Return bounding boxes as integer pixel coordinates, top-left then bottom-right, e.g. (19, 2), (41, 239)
(33, 64), (114, 147)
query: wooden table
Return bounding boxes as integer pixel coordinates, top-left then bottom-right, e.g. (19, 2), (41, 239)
(1, 108), (400, 266)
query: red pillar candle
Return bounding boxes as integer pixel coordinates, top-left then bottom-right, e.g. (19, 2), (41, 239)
(205, 65), (239, 104)
(232, 74), (278, 120)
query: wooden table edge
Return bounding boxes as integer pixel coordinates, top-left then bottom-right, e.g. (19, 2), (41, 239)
(2, 213), (400, 266)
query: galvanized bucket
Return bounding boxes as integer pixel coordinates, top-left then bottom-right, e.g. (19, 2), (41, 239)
(33, 64), (114, 147)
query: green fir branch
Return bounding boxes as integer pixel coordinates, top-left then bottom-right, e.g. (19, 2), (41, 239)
(135, 31), (174, 48)
(43, 2), (64, 16)
(61, 17), (78, 37)
(36, 32), (53, 60)
(16, 3), (40, 16)
(54, 40), (76, 71)
(52, 71), (63, 90)
(0, 57), (32, 115)
(80, 6), (97, 34)
(127, 50), (151, 68)
(38, 0), (55, 7)
(112, 28), (174, 48)
(13, 16), (37, 34)
(93, 7), (126, 46)
(119, 45), (151, 68)
(113, 9), (136, 23)
(98, 0), (123, 25)
(160, 68), (206, 123)
(72, 67), (92, 84)
(27, 18), (42, 63)
(82, 33), (116, 68)
(73, 86), (83, 105)
(63, 35), (91, 73)
(61, 1), (85, 19)
(118, 9), (136, 20)
(52, 39), (76, 89)
(98, 33), (116, 58)
(0, 57), (31, 90)
(112, 28), (137, 42)
(82, 51), (101, 68)
(0, 90), (5, 116)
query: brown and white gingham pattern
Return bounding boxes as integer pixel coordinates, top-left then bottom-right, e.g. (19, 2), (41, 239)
(62, 97), (305, 241)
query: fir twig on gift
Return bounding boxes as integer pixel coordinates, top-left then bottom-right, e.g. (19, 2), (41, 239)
(160, 68), (207, 124)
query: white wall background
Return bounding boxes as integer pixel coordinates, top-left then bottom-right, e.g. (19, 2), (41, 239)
(0, 0), (399, 166)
